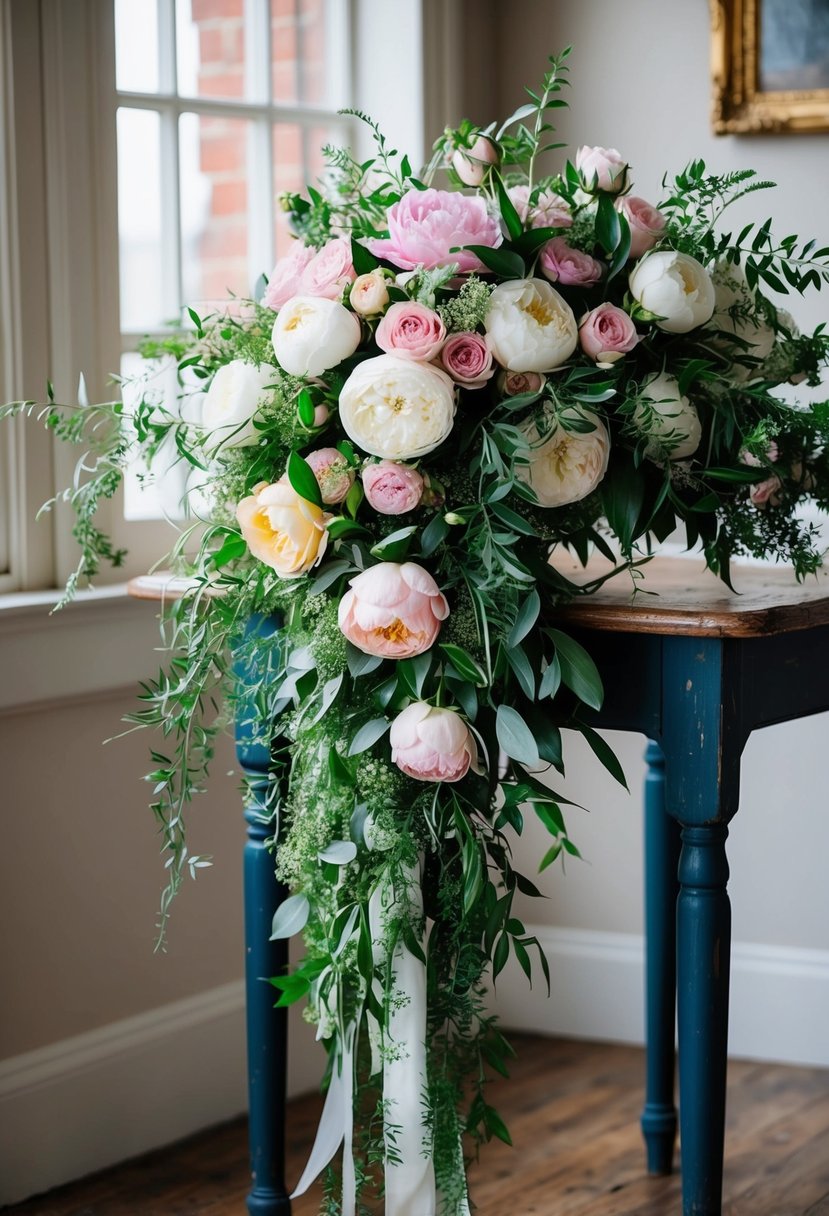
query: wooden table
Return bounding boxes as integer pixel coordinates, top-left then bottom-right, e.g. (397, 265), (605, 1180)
(129, 557), (829, 1216)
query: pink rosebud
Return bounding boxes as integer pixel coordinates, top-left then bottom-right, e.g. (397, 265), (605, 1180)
(439, 332), (494, 388)
(750, 475), (783, 508)
(540, 237), (603, 288)
(390, 702), (479, 783)
(575, 145), (629, 195)
(362, 461), (424, 514)
(375, 301), (446, 361)
(364, 187), (503, 273)
(507, 185), (572, 230)
(262, 242), (315, 311)
(313, 404), (330, 427)
(300, 238), (356, 300)
(304, 447), (355, 505)
(617, 196), (666, 259)
(337, 561), (449, 659)
(578, 303), (639, 362)
(497, 369), (546, 397)
(451, 133), (500, 188)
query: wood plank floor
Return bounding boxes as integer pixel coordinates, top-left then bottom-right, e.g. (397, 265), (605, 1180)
(5, 1036), (829, 1215)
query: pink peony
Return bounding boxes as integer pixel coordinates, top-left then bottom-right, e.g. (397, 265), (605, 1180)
(579, 303), (639, 362)
(362, 461), (424, 514)
(337, 561), (449, 658)
(390, 702), (479, 783)
(497, 369), (546, 397)
(507, 185), (572, 230)
(375, 301), (446, 361)
(300, 238), (356, 300)
(540, 237), (603, 288)
(304, 447), (355, 504)
(575, 145), (628, 194)
(262, 242), (315, 311)
(364, 188), (502, 273)
(439, 332), (494, 388)
(618, 196), (666, 259)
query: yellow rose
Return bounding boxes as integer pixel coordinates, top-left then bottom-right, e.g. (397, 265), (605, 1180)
(236, 479), (329, 578)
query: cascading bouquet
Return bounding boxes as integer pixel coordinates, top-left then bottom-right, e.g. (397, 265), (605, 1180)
(6, 48), (829, 1216)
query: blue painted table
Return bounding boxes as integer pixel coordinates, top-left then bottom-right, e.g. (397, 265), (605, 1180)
(130, 557), (829, 1216)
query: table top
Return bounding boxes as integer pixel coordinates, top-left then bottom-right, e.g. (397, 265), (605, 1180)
(128, 555), (829, 639)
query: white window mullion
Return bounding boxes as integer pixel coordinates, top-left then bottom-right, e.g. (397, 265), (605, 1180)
(246, 0), (274, 292)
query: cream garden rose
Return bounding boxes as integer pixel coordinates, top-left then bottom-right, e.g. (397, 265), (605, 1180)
(484, 278), (578, 373)
(635, 371), (702, 460)
(201, 359), (277, 450)
(338, 354), (456, 460)
(517, 411), (610, 507)
(236, 479), (329, 577)
(629, 251), (715, 334)
(272, 295), (361, 377)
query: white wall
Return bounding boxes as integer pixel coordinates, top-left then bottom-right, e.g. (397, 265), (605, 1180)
(486, 0), (829, 1063)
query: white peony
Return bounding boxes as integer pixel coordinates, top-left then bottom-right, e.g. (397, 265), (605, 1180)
(516, 410), (610, 507)
(201, 359), (277, 450)
(635, 372), (702, 460)
(629, 251), (715, 334)
(339, 354), (457, 459)
(484, 278), (578, 373)
(272, 295), (361, 377)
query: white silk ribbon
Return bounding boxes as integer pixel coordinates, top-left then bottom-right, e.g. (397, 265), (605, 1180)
(291, 1019), (357, 1215)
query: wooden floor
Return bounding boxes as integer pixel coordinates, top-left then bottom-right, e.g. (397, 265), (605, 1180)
(5, 1036), (829, 1215)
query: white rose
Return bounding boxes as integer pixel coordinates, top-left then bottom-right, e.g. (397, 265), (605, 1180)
(339, 354), (456, 459)
(516, 410), (610, 507)
(272, 295), (361, 377)
(635, 372), (702, 460)
(709, 261), (775, 379)
(201, 359), (277, 450)
(484, 278), (578, 373)
(629, 251), (715, 334)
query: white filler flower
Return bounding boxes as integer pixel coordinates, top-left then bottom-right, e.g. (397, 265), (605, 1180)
(484, 278), (578, 372)
(338, 354), (457, 459)
(201, 359), (278, 450)
(517, 410), (610, 507)
(635, 371), (702, 460)
(272, 295), (361, 377)
(629, 251), (715, 334)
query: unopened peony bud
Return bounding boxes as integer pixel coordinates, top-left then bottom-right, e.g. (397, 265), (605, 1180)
(451, 134), (500, 188)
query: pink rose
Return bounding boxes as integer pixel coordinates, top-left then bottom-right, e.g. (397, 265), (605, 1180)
(497, 369), (546, 397)
(575, 145), (629, 194)
(540, 237), (603, 288)
(262, 242), (315, 311)
(364, 187), (503, 273)
(375, 301), (446, 361)
(390, 702), (479, 783)
(618, 196), (666, 259)
(439, 332), (494, 388)
(313, 404), (330, 427)
(750, 475), (783, 508)
(362, 461), (424, 514)
(300, 238), (356, 300)
(579, 303), (639, 362)
(451, 134), (500, 188)
(337, 561), (449, 658)
(507, 185), (572, 230)
(304, 447), (355, 504)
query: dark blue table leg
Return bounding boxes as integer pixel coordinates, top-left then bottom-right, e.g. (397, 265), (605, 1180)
(641, 739), (680, 1175)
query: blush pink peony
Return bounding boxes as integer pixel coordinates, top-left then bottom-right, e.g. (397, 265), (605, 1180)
(337, 561), (449, 658)
(364, 188), (502, 273)
(304, 447), (355, 504)
(575, 145), (628, 194)
(300, 238), (356, 300)
(507, 185), (572, 230)
(362, 461), (424, 514)
(439, 332), (494, 387)
(579, 303), (639, 362)
(618, 196), (666, 259)
(262, 242), (315, 311)
(540, 237), (603, 288)
(375, 301), (446, 361)
(390, 702), (479, 783)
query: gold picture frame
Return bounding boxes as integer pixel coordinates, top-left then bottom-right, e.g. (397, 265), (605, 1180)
(711, 0), (829, 134)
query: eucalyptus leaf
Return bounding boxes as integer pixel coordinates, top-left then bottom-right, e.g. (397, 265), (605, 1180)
(318, 839), (358, 865)
(496, 704), (540, 767)
(548, 629), (604, 711)
(270, 893), (310, 940)
(348, 717), (390, 755)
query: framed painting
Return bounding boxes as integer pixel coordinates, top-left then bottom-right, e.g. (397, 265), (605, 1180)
(711, 0), (829, 133)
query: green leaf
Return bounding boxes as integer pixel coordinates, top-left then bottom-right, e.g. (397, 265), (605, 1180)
(484, 1105), (513, 1146)
(420, 513), (450, 557)
(327, 517), (371, 540)
(539, 654), (561, 699)
(348, 717), (390, 755)
(346, 644), (384, 677)
(548, 629), (604, 711)
(539, 842), (562, 871)
(350, 237), (378, 275)
(210, 535), (247, 569)
(441, 643), (487, 687)
(490, 501), (538, 537)
(580, 725), (628, 789)
(513, 937), (532, 984)
(318, 840), (358, 865)
(493, 932), (510, 980)
(296, 388), (315, 427)
(287, 450), (322, 507)
(308, 558), (353, 596)
(508, 589), (541, 647)
(270, 893), (309, 940)
(506, 645), (535, 699)
(494, 173), (524, 241)
(595, 193), (621, 255)
(460, 244), (526, 279)
(496, 704), (540, 767)
(370, 525), (418, 561)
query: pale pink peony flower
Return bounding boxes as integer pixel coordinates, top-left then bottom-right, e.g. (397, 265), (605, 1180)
(390, 702), (479, 783)
(617, 196), (666, 259)
(497, 369), (546, 397)
(439, 332), (494, 387)
(262, 242), (315, 311)
(375, 301), (446, 361)
(579, 303), (639, 362)
(362, 461), (424, 514)
(304, 447), (355, 504)
(540, 237), (603, 288)
(451, 134), (500, 188)
(575, 145), (628, 194)
(364, 188), (503, 273)
(507, 185), (572, 230)
(337, 561), (449, 658)
(300, 238), (356, 300)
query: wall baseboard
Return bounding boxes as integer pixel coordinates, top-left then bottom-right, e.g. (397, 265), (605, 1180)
(491, 925), (829, 1071)
(0, 979), (322, 1207)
